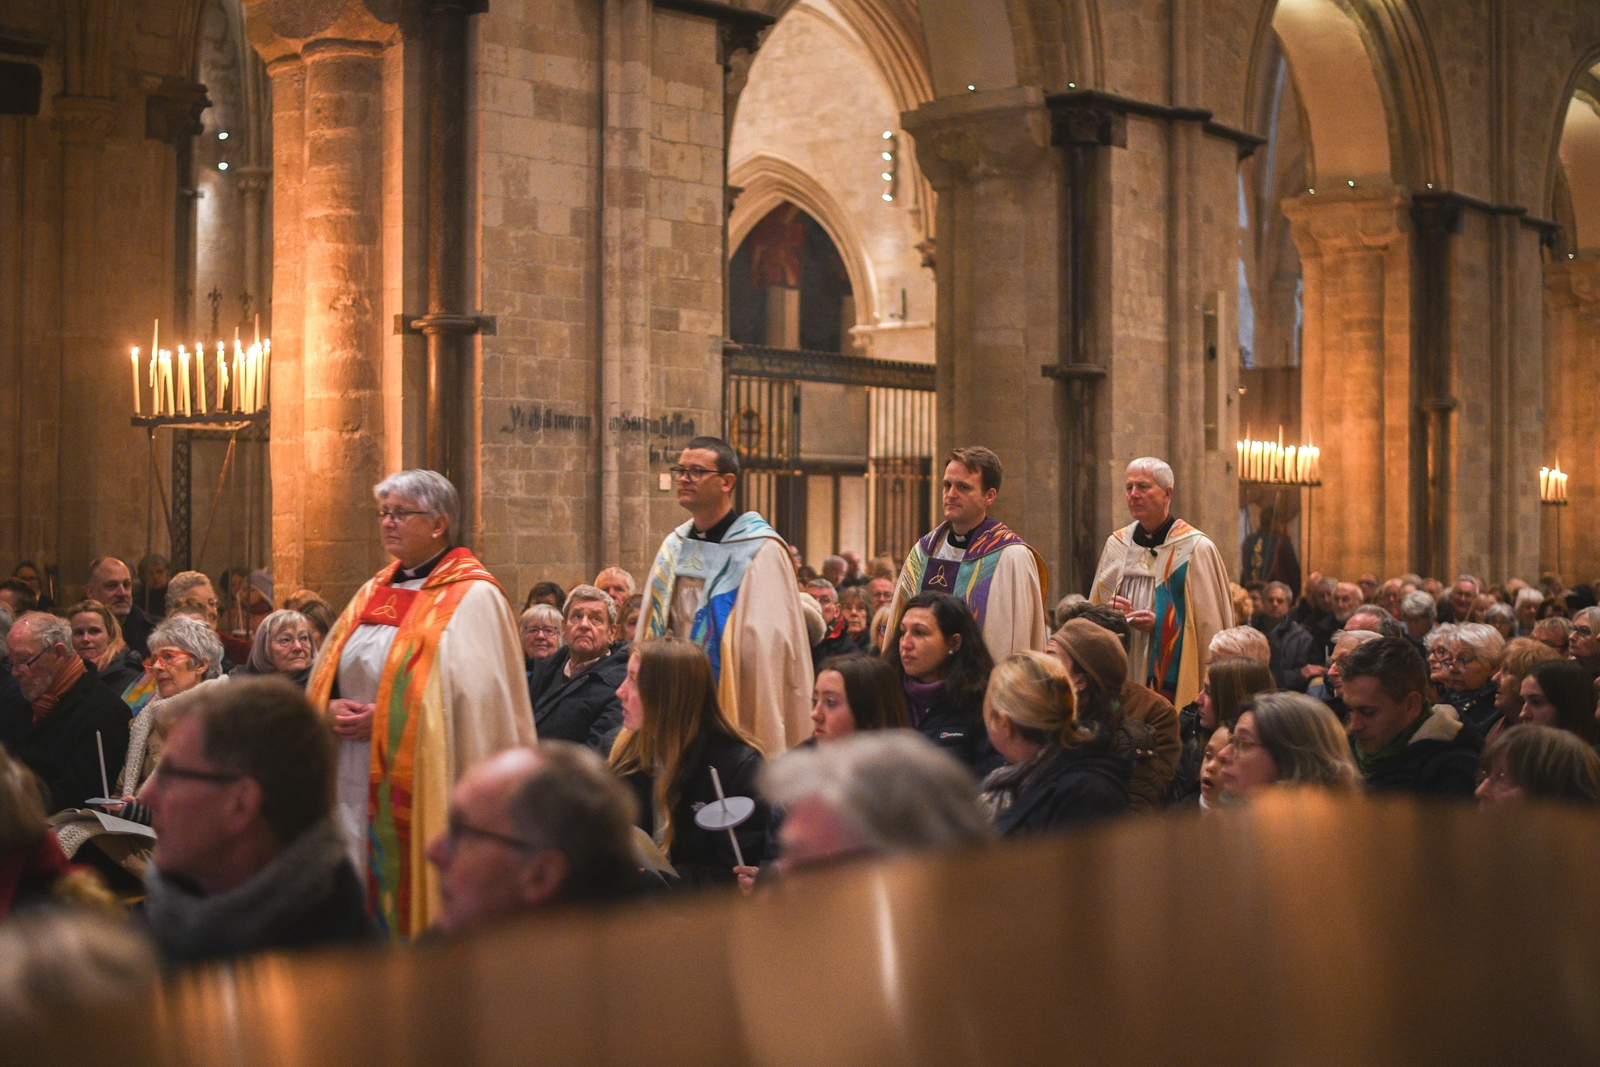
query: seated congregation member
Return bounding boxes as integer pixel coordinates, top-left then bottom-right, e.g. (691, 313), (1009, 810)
(1168, 655), (1275, 804)
(1484, 602), (1517, 642)
(609, 638), (767, 888)
(1308, 629), (1380, 713)
(66, 599), (143, 695)
(1048, 619), (1180, 811)
(84, 557), (153, 658)
(1569, 606), (1600, 679)
(838, 587), (874, 652)
(1197, 726), (1231, 811)
(1530, 616), (1570, 655)
(1345, 604), (1407, 641)
(1399, 591), (1436, 653)
(283, 590), (336, 651)
(100, 616), (226, 827)
(308, 469), (535, 939)
(980, 651), (1129, 834)
(1341, 637), (1480, 798)
(138, 678), (376, 964)
(164, 570), (219, 626)
(1424, 624), (1457, 688)
(0, 614), (129, 813)
(807, 580), (857, 663)
(808, 653), (910, 743)
(529, 586), (629, 752)
(426, 743), (643, 934)
(520, 603), (563, 676)
(1216, 692), (1360, 800)
(883, 593), (1000, 775)
(133, 554), (169, 617)
(1517, 659), (1600, 745)
(759, 731), (991, 876)
(1487, 638), (1561, 743)
(1474, 724), (1600, 807)
(0, 744), (117, 921)
(524, 581), (566, 612)
(616, 594), (643, 645)
(594, 567), (635, 617)
(1257, 582), (1313, 692)
(8, 562), (48, 611)
(1438, 622), (1505, 735)
(230, 609), (315, 687)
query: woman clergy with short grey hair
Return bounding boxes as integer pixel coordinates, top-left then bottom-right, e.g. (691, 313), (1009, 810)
(307, 469), (535, 939)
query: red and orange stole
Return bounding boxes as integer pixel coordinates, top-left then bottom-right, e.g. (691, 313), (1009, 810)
(307, 547), (502, 938)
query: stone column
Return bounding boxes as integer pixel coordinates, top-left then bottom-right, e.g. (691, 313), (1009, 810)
(266, 58), (306, 596)
(1542, 256), (1600, 579)
(1283, 189), (1413, 580)
(903, 86), (1061, 591)
(52, 95), (118, 589)
(300, 38), (387, 607)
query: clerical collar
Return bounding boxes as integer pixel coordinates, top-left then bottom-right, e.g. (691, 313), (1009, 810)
(1132, 516), (1176, 550)
(688, 510), (737, 544)
(946, 522), (980, 550)
(396, 547), (448, 582)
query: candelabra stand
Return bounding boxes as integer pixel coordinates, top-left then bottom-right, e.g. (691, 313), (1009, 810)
(1240, 478), (1322, 577)
(132, 411), (269, 568)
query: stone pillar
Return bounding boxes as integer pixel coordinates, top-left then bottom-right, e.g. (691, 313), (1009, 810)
(235, 166), (271, 322)
(266, 58), (306, 596)
(52, 94), (118, 589)
(300, 38), (387, 607)
(903, 86), (1061, 592)
(1542, 256), (1600, 579)
(1283, 189), (1413, 580)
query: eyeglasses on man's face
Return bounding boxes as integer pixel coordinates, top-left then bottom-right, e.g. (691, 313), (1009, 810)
(441, 812), (540, 855)
(668, 465), (723, 482)
(151, 760), (242, 787)
(8, 644), (55, 674)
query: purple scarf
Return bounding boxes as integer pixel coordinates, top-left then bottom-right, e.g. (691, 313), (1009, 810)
(902, 675), (945, 728)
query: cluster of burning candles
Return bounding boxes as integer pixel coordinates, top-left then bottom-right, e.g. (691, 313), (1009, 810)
(131, 317), (270, 418)
(1539, 464), (1569, 504)
(1236, 430), (1321, 485)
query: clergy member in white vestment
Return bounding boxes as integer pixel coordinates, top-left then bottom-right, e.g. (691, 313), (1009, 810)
(1090, 457), (1233, 708)
(307, 470), (535, 939)
(883, 446), (1050, 661)
(637, 437), (813, 755)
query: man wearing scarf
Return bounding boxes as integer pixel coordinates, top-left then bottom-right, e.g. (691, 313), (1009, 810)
(1091, 457), (1233, 708)
(0, 613), (130, 812)
(884, 447), (1050, 661)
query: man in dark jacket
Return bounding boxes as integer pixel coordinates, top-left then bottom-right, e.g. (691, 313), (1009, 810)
(137, 677), (376, 965)
(1257, 581), (1314, 692)
(806, 579), (857, 664)
(86, 556), (155, 657)
(0, 613), (130, 812)
(530, 585), (627, 752)
(1341, 637), (1480, 799)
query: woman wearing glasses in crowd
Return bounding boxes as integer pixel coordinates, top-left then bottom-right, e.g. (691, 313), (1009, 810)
(1217, 691), (1361, 800)
(306, 470), (534, 940)
(1437, 622), (1506, 736)
(87, 615), (226, 827)
(230, 609), (317, 688)
(519, 603), (564, 675)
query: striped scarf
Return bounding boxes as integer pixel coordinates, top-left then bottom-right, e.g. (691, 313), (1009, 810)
(30, 655), (86, 722)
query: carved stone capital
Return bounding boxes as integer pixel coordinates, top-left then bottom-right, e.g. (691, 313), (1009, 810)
(242, 0), (400, 66)
(901, 86), (1050, 191)
(51, 94), (117, 145)
(234, 165), (273, 194)
(140, 76), (212, 146)
(1281, 187), (1409, 259)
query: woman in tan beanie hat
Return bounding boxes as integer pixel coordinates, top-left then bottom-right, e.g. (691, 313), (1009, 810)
(1048, 619), (1182, 812)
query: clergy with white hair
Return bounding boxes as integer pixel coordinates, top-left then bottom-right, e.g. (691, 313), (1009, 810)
(308, 469), (535, 940)
(1090, 457), (1233, 707)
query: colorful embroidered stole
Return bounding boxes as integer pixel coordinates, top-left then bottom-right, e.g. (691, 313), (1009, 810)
(641, 512), (781, 680)
(307, 547), (502, 937)
(891, 518), (1038, 639)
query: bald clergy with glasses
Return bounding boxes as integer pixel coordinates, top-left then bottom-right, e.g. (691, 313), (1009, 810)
(636, 437), (813, 755)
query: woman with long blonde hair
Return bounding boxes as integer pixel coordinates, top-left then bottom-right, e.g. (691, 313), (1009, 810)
(610, 638), (768, 887)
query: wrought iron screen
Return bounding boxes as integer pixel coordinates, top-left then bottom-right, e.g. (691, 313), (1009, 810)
(723, 343), (936, 562)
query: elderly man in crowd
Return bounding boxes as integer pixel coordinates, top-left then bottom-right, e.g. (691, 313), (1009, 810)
(1091, 457), (1233, 707)
(759, 732), (991, 877)
(527, 586), (629, 753)
(1345, 604), (1407, 641)
(164, 571), (219, 625)
(1442, 575), (1481, 624)
(1399, 591), (1436, 653)
(593, 568), (635, 617)
(138, 678), (376, 964)
(85, 557), (154, 658)
(866, 575), (895, 615)
(1341, 637), (1480, 798)
(426, 743), (643, 934)
(1569, 606), (1600, 680)
(806, 579), (856, 663)
(0, 613), (130, 813)
(1256, 581), (1313, 692)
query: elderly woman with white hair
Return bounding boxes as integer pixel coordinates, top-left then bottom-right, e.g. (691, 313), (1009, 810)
(229, 608), (317, 687)
(1437, 621), (1506, 736)
(307, 469), (535, 939)
(1090, 456), (1233, 707)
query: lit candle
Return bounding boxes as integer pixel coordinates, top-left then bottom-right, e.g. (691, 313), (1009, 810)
(162, 350), (176, 415)
(254, 313), (261, 349)
(178, 346), (191, 416)
(1236, 440), (1244, 477)
(151, 319), (159, 363)
(261, 339), (270, 410)
(148, 349), (159, 413)
(232, 340), (243, 412)
(216, 343), (227, 411)
(197, 343), (208, 415)
(131, 348), (141, 416)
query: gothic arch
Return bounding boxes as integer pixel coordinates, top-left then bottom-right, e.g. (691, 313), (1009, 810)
(729, 153), (880, 327)
(1243, 0), (1450, 190)
(1543, 50), (1600, 253)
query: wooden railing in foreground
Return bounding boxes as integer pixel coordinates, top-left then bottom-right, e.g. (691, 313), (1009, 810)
(24, 790), (1600, 1066)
